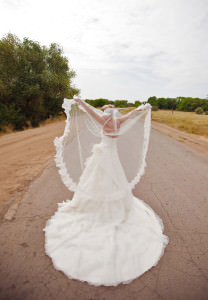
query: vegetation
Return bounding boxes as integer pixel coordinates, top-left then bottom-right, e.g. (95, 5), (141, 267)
(147, 96), (208, 112)
(85, 98), (141, 108)
(151, 110), (208, 138)
(85, 96), (208, 114)
(0, 33), (79, 131)
(195, 107), (204, 114)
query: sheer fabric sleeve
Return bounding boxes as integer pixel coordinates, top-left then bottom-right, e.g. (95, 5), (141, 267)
(53, 99), (103, 192)
(117, 105), (152, 189)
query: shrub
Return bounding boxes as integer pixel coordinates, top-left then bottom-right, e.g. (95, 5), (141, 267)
(195, 107), (204, 114)
(204, 111), (208, 115)
(0, 103), (26, 131)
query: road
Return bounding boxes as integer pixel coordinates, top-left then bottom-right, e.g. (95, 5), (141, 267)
(0, 127), (208, 300)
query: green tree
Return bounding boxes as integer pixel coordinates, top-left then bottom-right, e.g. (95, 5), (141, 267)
(147, 96), (157, 106)
(0, 33), (79, 130)
(134, 100), (142, 107)
(114, 100), (128, 107)
(85, 98), (111, 107)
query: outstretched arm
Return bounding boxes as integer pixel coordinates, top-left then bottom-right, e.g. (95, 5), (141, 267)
(118, 107), (142, 124)
(118, 103), (152, 124)
(73, 98), (105, 125)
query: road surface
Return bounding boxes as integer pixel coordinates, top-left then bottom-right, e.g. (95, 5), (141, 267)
(0, 127), (208, 300)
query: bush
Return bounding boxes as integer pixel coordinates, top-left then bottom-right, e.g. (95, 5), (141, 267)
(0, 103), (26, 131)
(195, 107), (204, 114)
(204, 111), (208, 115)
(152, 105), (159, 111)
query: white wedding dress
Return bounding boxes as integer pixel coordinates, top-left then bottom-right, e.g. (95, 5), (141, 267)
(43, 100), (169, 286)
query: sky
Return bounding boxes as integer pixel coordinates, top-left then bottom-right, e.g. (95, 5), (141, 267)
(0, 0), (208, 102)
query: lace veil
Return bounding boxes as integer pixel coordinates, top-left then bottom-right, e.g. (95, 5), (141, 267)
(54, 98), (152, 193)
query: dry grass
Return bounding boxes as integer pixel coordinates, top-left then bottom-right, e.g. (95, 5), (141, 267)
(120, 107), (208, 138)
(151, 110), (208, 138)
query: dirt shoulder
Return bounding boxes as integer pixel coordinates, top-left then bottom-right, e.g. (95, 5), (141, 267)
(152, 121), (208, 156)
(0, 120), (65, 215)
(0, 119), (207, 215)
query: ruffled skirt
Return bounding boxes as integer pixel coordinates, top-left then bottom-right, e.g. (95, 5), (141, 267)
(43, 135), (169, 286)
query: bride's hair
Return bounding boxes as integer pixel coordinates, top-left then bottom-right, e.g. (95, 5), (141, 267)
(101, 104), (115, 111)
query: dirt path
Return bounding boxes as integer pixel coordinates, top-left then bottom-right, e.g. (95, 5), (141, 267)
(152, 121), (208, 155)
(0, 121), (65, 214)
(0, 119), (207, 220)
(0, 126), (207, 299)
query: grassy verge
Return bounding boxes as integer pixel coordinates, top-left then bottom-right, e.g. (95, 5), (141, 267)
(120, 107), (208, 138)
(151, 110), (208, 138)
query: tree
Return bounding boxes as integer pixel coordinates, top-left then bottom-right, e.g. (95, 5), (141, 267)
(134, 100), (141, 107)
(114, 100), (128, 107)
(0, 33), (79, 130)
(147, 96), (157, 106)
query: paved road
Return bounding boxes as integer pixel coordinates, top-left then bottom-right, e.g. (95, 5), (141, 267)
(0, 128), (208, 300)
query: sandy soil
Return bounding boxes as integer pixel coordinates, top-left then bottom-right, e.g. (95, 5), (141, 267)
(0, 120), (65, 210)
(0, 119), (207, 212)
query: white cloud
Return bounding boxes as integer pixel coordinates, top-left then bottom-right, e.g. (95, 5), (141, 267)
(2, 0), (26, 9)
(0, 0), (207, 101)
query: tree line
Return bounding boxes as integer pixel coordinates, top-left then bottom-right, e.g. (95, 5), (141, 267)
(0, 33), (79, 131)
(147, 96), (208, 113)
(1, 33), (208, 133)
(85, 99), (141, 108)
(85, 96), (208, 114)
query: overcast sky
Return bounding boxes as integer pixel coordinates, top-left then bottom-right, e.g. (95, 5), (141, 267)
(0, 0), (208, 101)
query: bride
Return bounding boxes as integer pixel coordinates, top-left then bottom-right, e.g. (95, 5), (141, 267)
(43, 97), (169, 287)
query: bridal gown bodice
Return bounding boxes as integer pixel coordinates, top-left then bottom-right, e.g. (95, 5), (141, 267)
(43, 132), (169, 286)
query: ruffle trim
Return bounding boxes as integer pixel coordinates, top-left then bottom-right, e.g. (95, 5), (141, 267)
(43, 217), (169, 287)
(54, 136), (77, 192)
(129, 108), (152, 190)
(53, 100), (77, 192)
(44, 239), (168, 287)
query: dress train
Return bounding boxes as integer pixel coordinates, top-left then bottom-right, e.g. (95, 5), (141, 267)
(43, 134), (169, 286)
